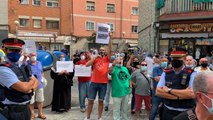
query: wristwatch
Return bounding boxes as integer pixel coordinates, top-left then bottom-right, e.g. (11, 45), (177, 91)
(168, 88), (172, 94)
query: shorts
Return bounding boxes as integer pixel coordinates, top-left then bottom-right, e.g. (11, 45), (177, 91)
(30, 88), (44, 104)
(88, 82), (107, 101)
(135, 94), (151, 112)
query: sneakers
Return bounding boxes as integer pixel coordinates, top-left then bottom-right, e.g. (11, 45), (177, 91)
(104, 106), (108, 111)
(84, 117), (90, 120)
(80, 108), (86, 113)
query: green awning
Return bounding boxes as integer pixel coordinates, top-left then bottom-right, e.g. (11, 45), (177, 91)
(156, 0), (165, 9)
(193, 0), (213, 3)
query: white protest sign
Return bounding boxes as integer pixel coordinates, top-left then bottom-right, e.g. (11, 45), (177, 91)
(74, 65), (91, 77)
(22, 40), (36, 54)
(56, 61), (73, 72)
(96, 23), (110, 44)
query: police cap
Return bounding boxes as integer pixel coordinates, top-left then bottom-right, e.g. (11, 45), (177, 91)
(170, 51), (186, 58)
(2, 38), (25, 49)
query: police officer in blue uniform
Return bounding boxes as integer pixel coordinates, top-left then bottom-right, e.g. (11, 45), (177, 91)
(156, 50), (197, 120)
(0, 38), (39, 120)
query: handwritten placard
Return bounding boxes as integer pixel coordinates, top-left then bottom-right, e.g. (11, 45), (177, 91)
(74, 65), (91, 77)
(56, 61), (73, 72)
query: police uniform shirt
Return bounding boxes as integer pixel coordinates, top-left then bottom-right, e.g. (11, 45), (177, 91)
(157, 68), (197, 111)
(0, 66), (29, 105)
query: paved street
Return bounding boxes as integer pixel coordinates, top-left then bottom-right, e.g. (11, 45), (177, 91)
(34, 78), (157, 120)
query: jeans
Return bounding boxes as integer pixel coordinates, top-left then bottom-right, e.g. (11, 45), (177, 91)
(113, 95), (129, 120)
(131, 87), (135, 110)
(78, 81), (90, 109)
(104, 81), (112, 107)
(149, 96), (163, 120)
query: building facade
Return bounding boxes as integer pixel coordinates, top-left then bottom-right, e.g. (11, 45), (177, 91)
(138, 0), (157, 53)
(157, 0), (213, 59)
(7, 0), (138, 54)
(71, 0), (139, 52)
(8, 0), (72, 51)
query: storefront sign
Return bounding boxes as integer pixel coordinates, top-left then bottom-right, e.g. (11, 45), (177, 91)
(18, 31), (57, 37)
(170, 23), (213, 33)
(196, 38), (213, 45)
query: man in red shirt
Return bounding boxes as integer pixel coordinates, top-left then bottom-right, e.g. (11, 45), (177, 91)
(76, 52), (91, 112)
(84, 35), (112, 120)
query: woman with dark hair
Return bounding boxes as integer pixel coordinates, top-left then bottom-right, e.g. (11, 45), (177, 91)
(50, 54), (74, 112)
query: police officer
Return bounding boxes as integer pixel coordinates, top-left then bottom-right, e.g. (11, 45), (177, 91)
(0, 38), (39, 120)
(156, 51), (197, 120)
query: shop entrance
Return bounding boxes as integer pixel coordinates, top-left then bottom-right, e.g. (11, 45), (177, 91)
(195, 45), (213, 59)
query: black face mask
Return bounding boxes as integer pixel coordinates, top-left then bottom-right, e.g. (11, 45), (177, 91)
(171, 59), (183, 68)
(133, 62), (139, 68)
(201, 63), (208, 68)
(99, 52), (106, 57)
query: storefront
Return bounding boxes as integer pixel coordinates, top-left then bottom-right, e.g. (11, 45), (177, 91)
(159, 21), (213, 60)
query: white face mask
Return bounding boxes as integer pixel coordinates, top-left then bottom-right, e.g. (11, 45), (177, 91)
(30, 56), (37, 62)
(201, 93), (213, 115)
(60, 57), (65, 61)
(81, 55), (86, 60)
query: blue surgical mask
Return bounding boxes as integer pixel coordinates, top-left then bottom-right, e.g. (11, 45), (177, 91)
(141, 66), (147, 72)
(160, 62), (167, 68)
(111, 55), (116, 61)
(202, 93), (213, 115)
(116, 64), (122, 68)
(6, 52), (21, 62)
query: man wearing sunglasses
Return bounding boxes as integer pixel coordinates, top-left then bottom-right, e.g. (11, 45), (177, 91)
(156, 50), (197, 120)
(0, 38), (39, 120)
(174, 71), (213, 120)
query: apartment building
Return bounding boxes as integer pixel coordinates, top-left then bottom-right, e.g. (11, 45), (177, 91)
(7, 0), (138, 52)
(157, 0), (213, 59)
(71, 0), (139, 51)
(8, 0), (71, 50)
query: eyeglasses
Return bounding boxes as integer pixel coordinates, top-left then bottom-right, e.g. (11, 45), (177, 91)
(141, 64), (147, 66)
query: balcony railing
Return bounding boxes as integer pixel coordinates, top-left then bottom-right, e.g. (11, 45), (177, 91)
(160, 0), (213, 15)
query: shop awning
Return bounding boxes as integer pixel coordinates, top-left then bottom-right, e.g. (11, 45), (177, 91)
(161, 33), (209, 39)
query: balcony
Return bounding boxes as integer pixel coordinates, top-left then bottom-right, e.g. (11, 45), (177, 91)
(160, 0), (213, 16)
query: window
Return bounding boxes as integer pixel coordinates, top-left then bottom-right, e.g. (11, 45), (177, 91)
(19, 0), (29, 4)
(107, 23), (114, 31)
(46, 20), (59, 29)
(86, 1), (95, 11)
(131, 25), (138, 33)
(33, 19), (42, 28)
(131, 7), (139, 15)
(19, 18), (29, 27)
(86, 21), (95, 30)
(107, 4), (115, 13)
(33, 0), (41, 6)
(46, 0), (59, 7)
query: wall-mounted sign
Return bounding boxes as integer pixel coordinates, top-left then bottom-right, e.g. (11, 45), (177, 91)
(18, 31), (57, 37)
(170, 23), (213, 33)
(196, 38), (213, 45)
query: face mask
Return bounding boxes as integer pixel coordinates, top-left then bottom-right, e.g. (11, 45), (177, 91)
(6, 52), (21, 63)
(30, 56), (37, 62)
(172, 59), (183, 68)
(111, 55), (116, 61)
(60, 57), (65, 61)
(141, 66), (147, 72)
(80, 55), (86, 60)
(185, 64), (193, 68)
(99, 51), (105, 57)
(202, 93), (213, 115)
(160, 62), (167, 68)
(201, 63), (208, 68)
(116, 64), (122, 68)
(133, 62), (139, 68)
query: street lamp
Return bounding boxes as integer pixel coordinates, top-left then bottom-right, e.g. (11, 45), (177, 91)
(14, 20), (19, 38)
